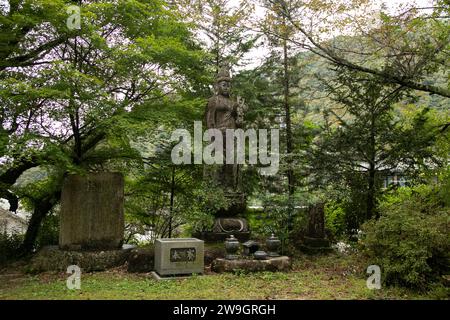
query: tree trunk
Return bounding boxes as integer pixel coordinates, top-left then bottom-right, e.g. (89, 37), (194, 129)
(367, 165), (376, 220)
(282, 20), (294, 195)
(168, 166), (175, 238)
(69, 34), (82, 163)
(283, 19), (294, 231)
(19, 194), (59, 255)
(0, 190), (18, 212)
(367, 112), (376, 220)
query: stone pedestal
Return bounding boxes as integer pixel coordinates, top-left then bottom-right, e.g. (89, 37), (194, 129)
(59, 172), (124, 250)
(211, 256), (291, 273)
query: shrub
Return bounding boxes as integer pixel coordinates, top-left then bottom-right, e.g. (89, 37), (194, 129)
(361, 184), (450, 289)
(252, 193), (307, 255)
(0, 232), (23, 266)
(36, 212), (59, 248)
(324, 201), (346, 240)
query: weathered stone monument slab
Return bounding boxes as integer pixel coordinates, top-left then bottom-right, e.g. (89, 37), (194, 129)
(154, 238), (204, 276)
(59, 172), (124, 250)
(300, 203), (332, 254)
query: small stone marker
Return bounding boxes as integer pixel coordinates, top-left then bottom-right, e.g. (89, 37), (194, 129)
(242, 240), (260, 256)
(154, 238), (204, 276)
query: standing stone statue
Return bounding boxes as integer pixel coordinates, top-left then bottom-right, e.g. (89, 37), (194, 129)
(199, 67), (249, 241)
(205, 66), (244, 191)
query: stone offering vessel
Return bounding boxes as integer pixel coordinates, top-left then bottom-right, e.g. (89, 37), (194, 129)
(224, 235), (240, 260)
(266, 233), (281, 257)
(253, 250), (268, 260)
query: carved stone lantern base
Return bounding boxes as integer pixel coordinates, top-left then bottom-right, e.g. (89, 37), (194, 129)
(194, 217), (251, 242)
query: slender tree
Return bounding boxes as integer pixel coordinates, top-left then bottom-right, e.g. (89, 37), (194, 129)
(177, 0), (258, 72)
(260, 0), (302, 230)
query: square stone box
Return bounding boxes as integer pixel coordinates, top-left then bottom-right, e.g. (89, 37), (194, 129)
(154, 238), (204, 276)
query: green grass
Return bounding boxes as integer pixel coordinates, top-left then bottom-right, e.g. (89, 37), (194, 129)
(0, 253), (443, 300)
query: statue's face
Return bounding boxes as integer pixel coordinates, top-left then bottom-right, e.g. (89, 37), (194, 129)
(217, 80), (230, 96)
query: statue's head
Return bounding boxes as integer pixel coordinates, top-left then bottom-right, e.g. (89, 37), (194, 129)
(215, 66), (231, 97)
(217, 80), (230, 96)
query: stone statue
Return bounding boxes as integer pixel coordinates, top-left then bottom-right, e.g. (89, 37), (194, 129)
(205, 66), (245, 190)
(197, 67), (249, 241)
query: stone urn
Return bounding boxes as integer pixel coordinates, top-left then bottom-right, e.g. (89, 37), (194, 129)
(253, 250), (268, 260)
(266, 233), (281, 257)
(224, 235), (240, 260)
